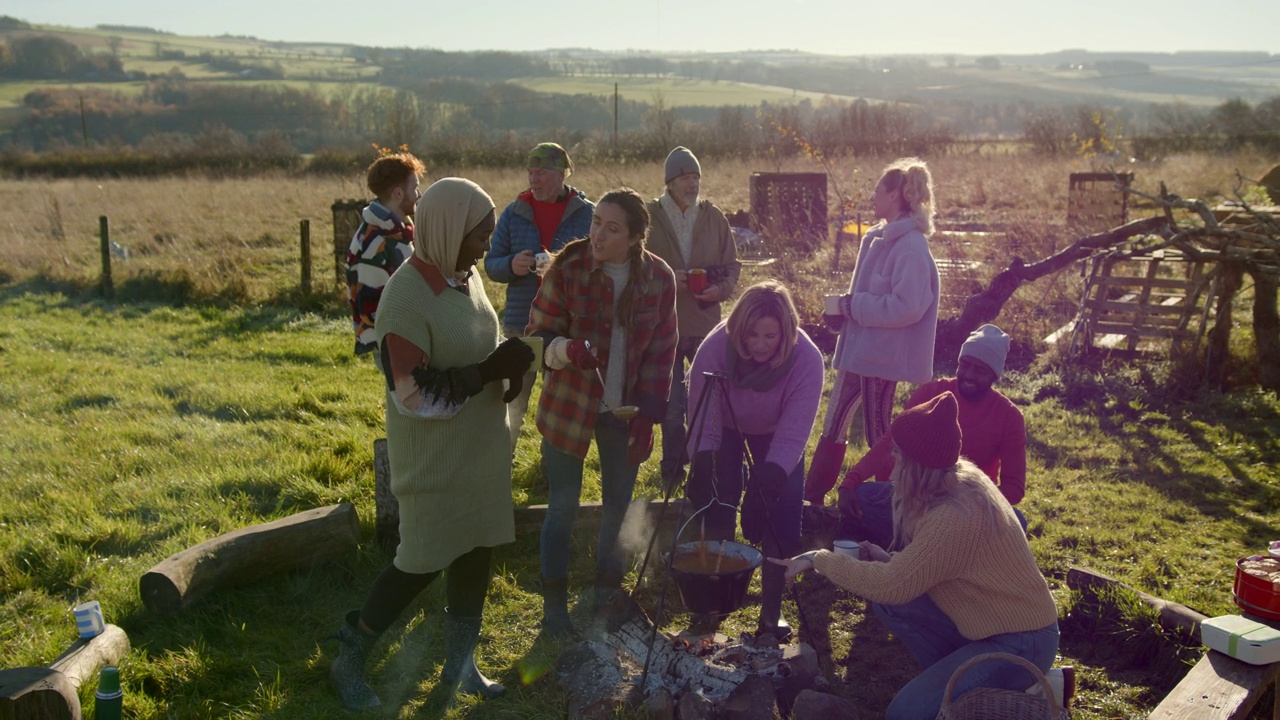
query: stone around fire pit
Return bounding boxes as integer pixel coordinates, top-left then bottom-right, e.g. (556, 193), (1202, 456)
(791, 688), (864, 720)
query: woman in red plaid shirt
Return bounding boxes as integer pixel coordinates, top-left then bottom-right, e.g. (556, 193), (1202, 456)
(526, 188), (678, 638)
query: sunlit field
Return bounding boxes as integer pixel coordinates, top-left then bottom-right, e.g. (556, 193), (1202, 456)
(1, 150), (1278, 719)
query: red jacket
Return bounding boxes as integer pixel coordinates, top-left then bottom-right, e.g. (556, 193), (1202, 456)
(840, 378), (1027, 505)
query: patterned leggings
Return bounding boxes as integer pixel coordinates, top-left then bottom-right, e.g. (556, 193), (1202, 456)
(819, 371), (897, 448)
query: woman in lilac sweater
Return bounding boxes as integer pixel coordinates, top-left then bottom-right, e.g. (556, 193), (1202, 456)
(684, 281), (824, 639)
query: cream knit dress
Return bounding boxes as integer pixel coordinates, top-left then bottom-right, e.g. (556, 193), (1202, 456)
(376, 268), (515, 574)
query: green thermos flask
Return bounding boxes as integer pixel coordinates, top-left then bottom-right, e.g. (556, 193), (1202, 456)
(95, 665), (123, 720)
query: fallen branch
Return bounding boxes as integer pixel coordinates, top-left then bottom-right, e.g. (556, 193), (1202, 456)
(935, 215), (1171, 360)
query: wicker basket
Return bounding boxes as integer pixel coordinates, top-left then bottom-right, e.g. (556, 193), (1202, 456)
(936, 652), (1070, 720)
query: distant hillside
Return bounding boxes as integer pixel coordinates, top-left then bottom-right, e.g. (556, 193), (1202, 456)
(1, 16), (1278, 167)
(3, 19), (1276, 107)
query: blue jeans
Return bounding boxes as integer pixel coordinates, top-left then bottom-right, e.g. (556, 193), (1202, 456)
(872, 594), (1059, 720)
(850, 482), (1028, 549)
(540, 413), (640, 581)
(660, 336), (701, 479)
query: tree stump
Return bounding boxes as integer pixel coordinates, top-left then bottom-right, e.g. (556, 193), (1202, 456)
(139, 503), (359, 615)
(0, 667), (80, 720)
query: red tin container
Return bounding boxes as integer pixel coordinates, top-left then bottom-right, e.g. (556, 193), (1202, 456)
(1234, 556), (1280, 621)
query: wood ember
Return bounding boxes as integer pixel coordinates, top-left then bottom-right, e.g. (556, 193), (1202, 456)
(556, 595), (818, 717)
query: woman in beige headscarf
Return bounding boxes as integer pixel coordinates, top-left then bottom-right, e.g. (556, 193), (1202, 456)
(327, 178), (534, 712)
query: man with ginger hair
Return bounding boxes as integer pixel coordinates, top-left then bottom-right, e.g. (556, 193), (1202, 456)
(346, 153), (425, 364)
(646, 146), (741, 488)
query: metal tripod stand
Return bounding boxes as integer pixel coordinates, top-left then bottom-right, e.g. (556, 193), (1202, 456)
(630, 370), (809, 692)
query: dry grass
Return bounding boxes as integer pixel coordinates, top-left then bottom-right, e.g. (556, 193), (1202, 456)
(0, 149), (1272, 327)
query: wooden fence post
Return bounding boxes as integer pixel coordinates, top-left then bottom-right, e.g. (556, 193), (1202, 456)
(299, 219), (311, 296)
(98, 216), (113, 299)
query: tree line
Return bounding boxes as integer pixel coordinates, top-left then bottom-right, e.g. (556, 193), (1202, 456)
(2, 28), (1279, 174)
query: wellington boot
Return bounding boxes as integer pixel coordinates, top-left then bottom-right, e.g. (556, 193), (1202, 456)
(540, 576), (579, 640)
(328, 610), (381, 711)
(803, 436), (848, 505)
(441, 608), (505, 701)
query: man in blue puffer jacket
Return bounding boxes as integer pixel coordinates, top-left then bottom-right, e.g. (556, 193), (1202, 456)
(484, 142), (594, 451)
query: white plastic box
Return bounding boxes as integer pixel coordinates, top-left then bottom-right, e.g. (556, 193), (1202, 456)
(1201, 614), (1280, 665)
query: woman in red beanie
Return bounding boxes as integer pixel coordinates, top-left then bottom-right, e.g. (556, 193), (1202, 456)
(770, 392), (1059, 720)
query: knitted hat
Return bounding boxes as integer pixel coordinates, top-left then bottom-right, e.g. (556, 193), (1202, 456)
(891, 392), (962, 469)
(664, 146), (701, 184)
(527, 142), (572, 178)
(958, 324), (1011, 379)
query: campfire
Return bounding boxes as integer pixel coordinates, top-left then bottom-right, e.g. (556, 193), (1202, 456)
(555, 594), (826, 720)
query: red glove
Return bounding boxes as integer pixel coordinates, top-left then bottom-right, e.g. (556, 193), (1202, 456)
(627, 415), (654, 465)
(566, 338), (600, 371)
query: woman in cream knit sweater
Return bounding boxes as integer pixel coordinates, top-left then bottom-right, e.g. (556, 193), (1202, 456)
(771, 392), (1058, 720)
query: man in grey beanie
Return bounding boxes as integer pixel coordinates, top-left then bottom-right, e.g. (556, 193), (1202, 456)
(646, 146), (742, 488)
(826, 323), (1029, 545)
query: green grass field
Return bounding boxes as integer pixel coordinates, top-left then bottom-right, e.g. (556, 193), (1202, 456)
(1, 271), (1277, 719)
(511, 75), (861, 108)
(1, 153), (1278, 718)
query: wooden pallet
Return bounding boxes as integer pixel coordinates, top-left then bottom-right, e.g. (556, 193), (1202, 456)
(1067, 248), (1216, 355)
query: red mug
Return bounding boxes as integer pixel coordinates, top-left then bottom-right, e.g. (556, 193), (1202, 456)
(687, 268), (708, 294)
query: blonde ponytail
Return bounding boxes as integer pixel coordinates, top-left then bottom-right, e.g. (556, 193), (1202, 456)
(882, 157), (936, 236)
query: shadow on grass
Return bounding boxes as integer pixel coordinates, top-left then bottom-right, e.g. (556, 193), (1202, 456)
(1024, 355), (1280, 543)
(0, 274), (347, 339)
(1058, 586), (1206, 712)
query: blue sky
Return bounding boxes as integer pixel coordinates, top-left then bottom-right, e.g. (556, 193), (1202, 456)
(7, 0), (1278, 56)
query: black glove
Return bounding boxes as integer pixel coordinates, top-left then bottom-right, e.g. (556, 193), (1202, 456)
(503, 371), (524, 404)
(749, 461), (788, 504)
(410, 365), (484, 404)
(477, 337), (534, 385)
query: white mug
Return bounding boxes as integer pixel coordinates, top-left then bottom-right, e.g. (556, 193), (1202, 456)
(73, 600), (105, 639)
(833, 539), (862, 559)
(534, 252), (551, 276)
(824, 295), (843, 315)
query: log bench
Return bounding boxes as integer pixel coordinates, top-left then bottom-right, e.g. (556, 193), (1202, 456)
(0, 623), (130, 720)
(1148, 650), (1278, 720)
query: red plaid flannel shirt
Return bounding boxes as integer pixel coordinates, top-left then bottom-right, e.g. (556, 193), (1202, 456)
(527, 240), (677, 460)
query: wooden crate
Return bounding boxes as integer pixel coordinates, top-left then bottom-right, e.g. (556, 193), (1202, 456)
(749, 172), (828, 248)
(1067, 172), (1133, 234)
